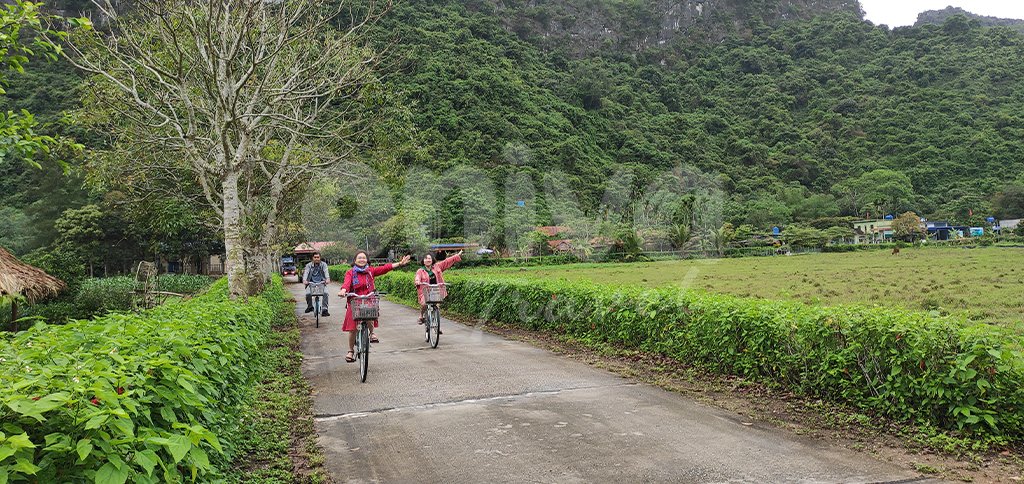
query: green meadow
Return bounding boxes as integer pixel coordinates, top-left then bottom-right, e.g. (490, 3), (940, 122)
(466, 247), (1024, 326)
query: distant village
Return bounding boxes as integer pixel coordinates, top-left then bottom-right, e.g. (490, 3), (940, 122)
(851, 217), (1021, 244)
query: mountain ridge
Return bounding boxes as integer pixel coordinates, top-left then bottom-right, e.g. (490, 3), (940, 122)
(915, 6), (1024, 32)
(471, 0), (863, 55)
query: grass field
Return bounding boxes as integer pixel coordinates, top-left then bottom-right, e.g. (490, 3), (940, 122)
(465, 247), (1024, 326)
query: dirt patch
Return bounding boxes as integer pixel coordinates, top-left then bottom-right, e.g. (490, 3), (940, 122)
(448, 313), (1023, 483)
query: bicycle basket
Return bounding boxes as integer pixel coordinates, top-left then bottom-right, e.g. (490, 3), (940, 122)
(352, 296), (380, 320)
(425, 285), (445, 303)
(309, 283), (326, 296)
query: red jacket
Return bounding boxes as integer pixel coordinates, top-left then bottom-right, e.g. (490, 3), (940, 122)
(414, 253), (461, 305)
(340, 263), (396, 331)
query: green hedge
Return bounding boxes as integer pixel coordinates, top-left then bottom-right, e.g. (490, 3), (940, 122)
(0, 276), (281, 482)
(376, 273), (1024, 439)
(18, 275), (217, 324)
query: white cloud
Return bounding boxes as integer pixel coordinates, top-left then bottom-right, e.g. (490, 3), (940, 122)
(860, 0), (1024, 27)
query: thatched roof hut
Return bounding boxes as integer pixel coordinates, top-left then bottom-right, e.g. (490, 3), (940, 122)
(1, 247), (66, 323)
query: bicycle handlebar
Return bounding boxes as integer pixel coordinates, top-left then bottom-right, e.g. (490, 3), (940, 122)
(415, 282), (448, 286)
(342, 292), (387, 298)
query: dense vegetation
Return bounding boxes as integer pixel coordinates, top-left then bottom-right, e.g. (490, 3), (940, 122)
(377, 271), (1024, 441)
(6, 1), (1024, 263)
(916, 7), (1024, 32)
(366, 1), (1024, 236)
(1, 274), (213, 330)
(0, 277), (282, 482)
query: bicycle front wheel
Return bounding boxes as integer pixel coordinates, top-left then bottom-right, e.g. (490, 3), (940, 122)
(358, 322), (370, 382)
(428, 305), (441, 349)
(314, 297), (320, 328)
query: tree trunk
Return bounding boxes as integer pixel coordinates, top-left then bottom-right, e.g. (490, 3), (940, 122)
(11, 300), (18, 332)
(223, 171), (249, 298)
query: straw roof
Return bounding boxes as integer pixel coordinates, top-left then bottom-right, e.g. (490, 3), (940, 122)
(0, 247), (66, 303)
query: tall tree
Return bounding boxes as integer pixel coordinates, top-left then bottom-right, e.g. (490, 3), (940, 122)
(892, 211), (927, 242)
(62, 0), (389, 296)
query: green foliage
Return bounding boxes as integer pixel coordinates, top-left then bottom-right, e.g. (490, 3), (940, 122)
(358, 3), (1024, 231)
(607, 225), (645, 261)
(0, 277), (281, 482)
(377, 272), (1024, 439)
(15, 274), (213, 329)
(53, 204), (104, 273)
(0, 1), (89, 166)
(782, 225), (828, 248)
(71, 276), (135, 317)
(834, 170), (916, 218)
(991, 183), (1024, 219)
(822, 225), (855, 244)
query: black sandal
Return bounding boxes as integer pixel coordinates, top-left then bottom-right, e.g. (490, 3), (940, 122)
(344, 350), (355, 363)
(369, 333), (379, 343)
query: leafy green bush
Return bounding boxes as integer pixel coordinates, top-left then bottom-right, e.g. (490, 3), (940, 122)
(822, 243), (901, 253)
(0, 277), (282, 482)
(376, 273), (1024, 439)
(25, 274), (217, 324)
(156, 275), (214, 295)
(73, 276), (136, 316)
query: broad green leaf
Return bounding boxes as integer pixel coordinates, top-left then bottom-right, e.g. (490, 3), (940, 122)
(12, 458), (40, 475)
(5, 434), (34, 450)
(189, 446), (209, 470)
(95, 462), (128, 484)
(76, 439), (93, 462)
(85, 414), (108, 430)
(166, 435), (190, 464)
(134, 449), (158, 477)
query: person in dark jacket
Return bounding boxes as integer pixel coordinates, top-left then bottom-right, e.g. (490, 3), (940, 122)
(302, 252), (331, 316)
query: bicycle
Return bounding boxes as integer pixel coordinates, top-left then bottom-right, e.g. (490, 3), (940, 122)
(418, 283), (446, 348)
(348, 292), (382, 383)
(308, 282), (326, 328)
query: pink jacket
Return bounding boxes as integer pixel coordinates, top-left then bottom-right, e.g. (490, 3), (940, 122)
(415, 253), (462, 305)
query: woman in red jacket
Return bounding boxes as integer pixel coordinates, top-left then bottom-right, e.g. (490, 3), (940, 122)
(415, 250), (462, 329)
(338, 251), (411, 362)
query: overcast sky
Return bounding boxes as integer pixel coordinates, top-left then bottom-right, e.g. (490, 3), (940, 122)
(860, 0), (1024, 27)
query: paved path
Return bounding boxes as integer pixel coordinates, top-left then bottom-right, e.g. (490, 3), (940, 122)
(291, 281), (933, 483)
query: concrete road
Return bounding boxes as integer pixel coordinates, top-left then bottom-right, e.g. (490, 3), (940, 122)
(292, 281), (932, 483)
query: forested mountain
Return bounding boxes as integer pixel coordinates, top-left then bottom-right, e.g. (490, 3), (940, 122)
(366, 0), (1024, 232)
(916, 7), (1024, 32)
(4, 0), (1024, 263)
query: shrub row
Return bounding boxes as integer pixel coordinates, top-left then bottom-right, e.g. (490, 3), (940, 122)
(0, 277), (281, 482)
(376, 273), (1024, 439)
(822, 243), (902, 253)
(24, 274), (215, 324)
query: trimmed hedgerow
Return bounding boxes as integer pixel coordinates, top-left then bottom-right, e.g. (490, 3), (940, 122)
(376, 273), (1024, 440)
(0, 277), (282, 483)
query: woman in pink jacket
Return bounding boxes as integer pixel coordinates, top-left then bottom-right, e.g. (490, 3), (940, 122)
(337, 251), (411, 362)
(415, 250), (463, 329)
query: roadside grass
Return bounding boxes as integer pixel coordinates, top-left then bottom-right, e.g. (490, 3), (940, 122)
(227, 299), (328, 483)
(465, 246), (1024, 326)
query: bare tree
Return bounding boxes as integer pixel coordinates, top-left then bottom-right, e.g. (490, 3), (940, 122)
(59, 0), (389, 297)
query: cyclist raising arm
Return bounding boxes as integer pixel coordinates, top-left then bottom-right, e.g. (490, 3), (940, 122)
(415, 250), (462, 328)
(337, 251), (411, 362)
